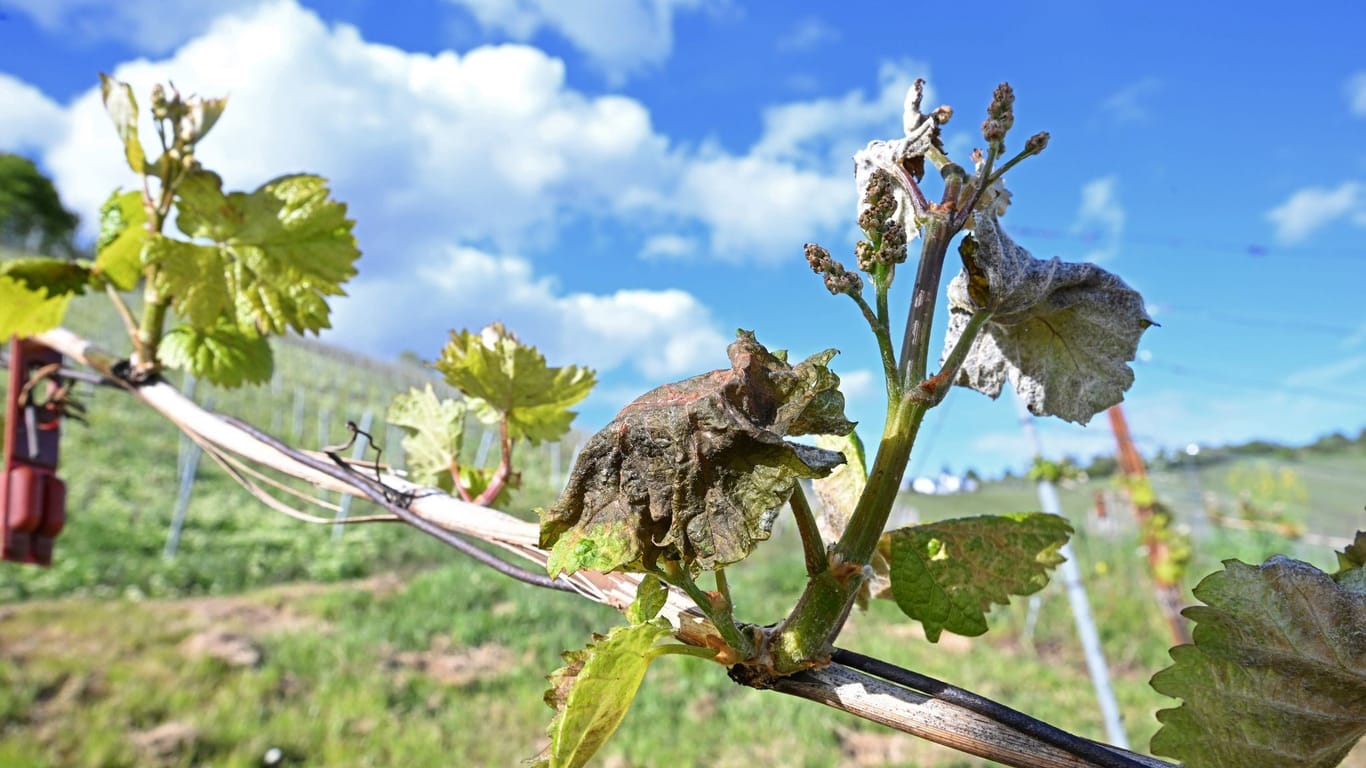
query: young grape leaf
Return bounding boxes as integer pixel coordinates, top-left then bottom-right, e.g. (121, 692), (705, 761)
(98, 74), (146, 173)
(941, 207), (1153, 424)
(1150, 551), (1366, 768)
(626, 574), (668, 625)
(1337, 530), (1366, 573)
(0, 257), (91, 297)
(0, 276), (71, 337)
(142, 237), (231, 330)
(542, 330), (854, 576)
(172, 171), (359, 335)
(435, 323), (595, 445)
(386, 385), (466, 493)
(886, 513), (1071, 641)
(157, 321), (273, 387)
(812, 431), (867, 541)
(95, 189), (148, 290)
(536, 621), (713, 768)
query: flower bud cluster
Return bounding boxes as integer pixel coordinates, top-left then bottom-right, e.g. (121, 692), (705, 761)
(854, 168), (908, 270)
(982, 83), (1016, 147)
(806, 243), (863, 296)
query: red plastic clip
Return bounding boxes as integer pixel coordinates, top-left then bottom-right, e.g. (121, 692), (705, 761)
(2, 337), (67, 566)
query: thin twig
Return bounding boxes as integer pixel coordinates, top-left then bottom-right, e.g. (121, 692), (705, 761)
(223, 416), (577, 593)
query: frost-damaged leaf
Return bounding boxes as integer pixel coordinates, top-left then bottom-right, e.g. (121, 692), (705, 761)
(99, 74), (146, 173)
(0, 257), (91, 297)
(1149, 552), (1366, 768)
(143, 237), (231, 330)
(887, 513), (1071, 641)
(941, 206), (1153, 424)
(157, 321), (273, 388)
(95, 189), (148, 290)
(386, 384), (466, 493)
(435, 323), (594, 446)
(172, 172), (360, 335)
(536, 621), (713, 768)
(0, 276), (70, 337)
(542, 330), (854, 576)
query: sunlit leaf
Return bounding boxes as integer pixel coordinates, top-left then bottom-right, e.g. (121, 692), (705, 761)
(95, 189), (148, 290)
(537, 621), (712, 768)
(1150, 552), (1366, 768)
(941, 208), (1153, 424)
(812, 430), (867, 541)
(98, 74), (146, 173)
(435, 323), (594, 445)
(171, 172), (359, 335)
(157, 321), (273, 388)
(179, 96), (228, 145)
(143, 236), (231, 330)
(386, 385), (466, 493)
(626, 574), (668, 625)
(0, 256), (90, 297)
(542, 330), (853, 576)
(886, 513), (1071, 641)
(0, 276), (70, 337)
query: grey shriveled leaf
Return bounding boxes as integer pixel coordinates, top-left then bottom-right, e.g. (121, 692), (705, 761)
(541, 330), (855, 576)
(941, 208), (1153, 424)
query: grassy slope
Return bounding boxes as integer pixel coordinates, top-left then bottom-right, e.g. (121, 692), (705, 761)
(1, 288), (1363, 766)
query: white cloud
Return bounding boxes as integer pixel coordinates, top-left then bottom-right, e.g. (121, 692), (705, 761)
(0, 0), (267, 52)
(1266, 182), (1364, 244)
(836, 368), (876, 402)
(0, 74), (66, 152)
(445, 0), (714, 84)
(752, 59), (929, 163)
(1346, 71), (1366, 118)
(333, 246), (728, 379)
(1282, 355), (1366, 389)
(1100, 77), (1160, 123)
(1072, 176), (1125, 263)
(639, 233), (697, 260)
(775, 16), (839, 53)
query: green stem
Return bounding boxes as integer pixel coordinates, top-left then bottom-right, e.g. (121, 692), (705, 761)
(659, 560), (754, 660)
(898, 213), (953, 388)
(771, 396), (926, 672)
(913, 308), (992, 405)
(788, 484), (827, 577)
(848, 291), (899, 403)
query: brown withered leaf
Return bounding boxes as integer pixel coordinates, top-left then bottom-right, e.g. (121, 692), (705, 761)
(541, 330), (855, 576)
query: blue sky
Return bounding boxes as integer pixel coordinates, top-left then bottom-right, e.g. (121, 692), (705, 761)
(2, 0), (1365, 478)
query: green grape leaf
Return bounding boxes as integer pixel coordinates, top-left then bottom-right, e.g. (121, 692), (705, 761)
(95, 189), (148, 290)
(157, 321), (273, 388)
(0, 276), (71, 337)
(98, 74), (146, 173)
(0, 257), (91, 297)
(542, 330), (853, 576)
(171, 172), (359, 335)
(1150, 553), (1366, 768)
(143, 236), (231, 330)
(941, 207), (1153, 424)
(887, 513), (1072, 641)
(435, 323), (595, 445)
(626, 574), (668, 625)
(1337, 530), (1366, 574)
(385, 384), (466, 493)
(537, 621), (712, 768)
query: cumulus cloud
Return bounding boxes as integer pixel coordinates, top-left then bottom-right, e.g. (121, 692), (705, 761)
(0, 74), (66, 152)
(1072, 176), (1125, 263)
(0, 0), (267, 52)
(1265, 182), (1364, 244)
(1347, 71), (1366, 118)
(332, 246), (728, 380)
(444, 0), (714, 84)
